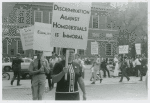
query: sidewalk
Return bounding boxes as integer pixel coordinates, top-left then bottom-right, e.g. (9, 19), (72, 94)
(3, 64), (146, 89)
(2, 76), (146, 89)
(2, 77), (147, 100)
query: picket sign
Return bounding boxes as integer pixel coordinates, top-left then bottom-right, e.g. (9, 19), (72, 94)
(20, 22), (53, 52)
(51, 2), (91, 80)
(135, 43), (141, 55)
(119, 45), (129, 54)
(65, 50), (69, 80)
(91, 41), (98, 55)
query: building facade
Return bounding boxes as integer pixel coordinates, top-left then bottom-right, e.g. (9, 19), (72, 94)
(2, 2), (118, 59)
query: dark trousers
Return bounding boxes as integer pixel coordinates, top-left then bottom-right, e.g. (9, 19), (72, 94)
(102, 67), (110, 77)
(135, 65), (143, 80)
(46, 72), (54, 88)
(120, 68), (129, 81)
(11, 71), (21, 85)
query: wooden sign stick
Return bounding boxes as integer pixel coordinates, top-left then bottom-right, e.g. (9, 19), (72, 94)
(65, 50), (69, 80)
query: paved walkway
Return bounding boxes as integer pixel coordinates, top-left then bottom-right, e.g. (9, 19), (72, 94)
(2, 64), (147, 100)
(2, 78), (147, 100)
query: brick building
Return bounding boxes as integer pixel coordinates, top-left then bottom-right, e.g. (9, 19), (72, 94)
(2, 2), (119, 59)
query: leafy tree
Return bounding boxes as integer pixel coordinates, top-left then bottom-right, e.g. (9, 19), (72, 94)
(108, 2), (147, 57)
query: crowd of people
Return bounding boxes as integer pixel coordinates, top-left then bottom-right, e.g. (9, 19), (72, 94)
(89, 54), (148, 84)
(9, 49), (148, 100)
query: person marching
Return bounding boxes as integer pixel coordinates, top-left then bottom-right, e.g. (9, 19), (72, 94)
(29, 51), (50, 100)
(48, 52), (59, 90)
(74, 54), (86, 79)
(11, 53), (24, 86)
(101, 58), (110, 78)
(90, 55), (101, 84)
(52, 48), (86, 100)
(134, 55), (143, 81)
(119, 56), (130, 82)
(113, 55), (119, 77)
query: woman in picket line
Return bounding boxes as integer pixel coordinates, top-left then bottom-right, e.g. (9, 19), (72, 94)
(90, 55), (102, 84)
(113, 55), (119, 77)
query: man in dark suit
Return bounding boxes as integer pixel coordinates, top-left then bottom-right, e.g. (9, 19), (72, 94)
(11, 53), (24, 86)
(119, 56), (130, 82)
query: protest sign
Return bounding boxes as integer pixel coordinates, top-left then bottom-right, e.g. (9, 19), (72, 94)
(50, 2), (91, 49)
(91, 42), (98, 55)
(135, 43), (141, 55)
(20, 26), (34, 50)
(51, 2), (91, 80)
(119, 45), (129, 54)
(34, 22), (53, 51)
(20, 22), (53, 51)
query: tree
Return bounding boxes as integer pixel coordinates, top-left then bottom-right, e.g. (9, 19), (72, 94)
(108, 2), (147, 57)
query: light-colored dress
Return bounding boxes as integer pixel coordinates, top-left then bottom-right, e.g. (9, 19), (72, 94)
(113, 57), (119, 76)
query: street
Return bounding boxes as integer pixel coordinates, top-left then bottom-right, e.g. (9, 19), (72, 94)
(2, 65), (148, 100)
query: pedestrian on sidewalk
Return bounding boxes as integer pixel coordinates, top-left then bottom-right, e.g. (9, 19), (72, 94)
(141, 55), (148, 77)
(52, 48), (86, 100)
(90, 67), (100, 81)
(101, 58), (110, 78)
(119, 56), (130, 82)
(90, 55), (101, 84)
(29, 51), (50, 100)
(134, 55), (142, 81)
(74, 54), (85, 79)
(113, 55), (119, 77)
(11, 53), (24, 86)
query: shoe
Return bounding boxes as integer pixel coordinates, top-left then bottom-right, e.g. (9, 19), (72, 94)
(139, 80), (142, 81)
(100, 79), (103, 83)
(119, 80), (122, 82)
(17, 84), (21, 86)
(11, 81), (13, 85)
(91, 82), (95, 84)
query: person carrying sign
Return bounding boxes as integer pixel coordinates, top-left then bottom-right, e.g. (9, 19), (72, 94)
(52, 48), (86, 100)
(29, 51), (50, 100)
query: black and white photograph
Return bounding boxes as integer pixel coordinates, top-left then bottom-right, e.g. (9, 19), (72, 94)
(1, 1), (148, 101)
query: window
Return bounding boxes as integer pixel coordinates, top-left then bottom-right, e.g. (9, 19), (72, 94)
(92, 15), (99, 28)
(106, 43), (112, 56)
(3, 40), (8, 54)
(99, 16), (106, 29)
(17, 40), (24, 54)
(49, 12), (52, 24)
(34, 11), (43, 23)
